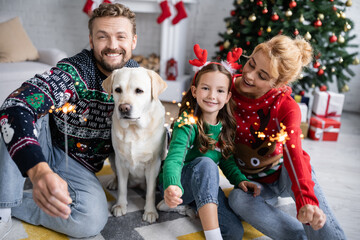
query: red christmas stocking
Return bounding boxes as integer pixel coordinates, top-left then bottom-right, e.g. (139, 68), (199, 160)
(82, 0), (94, 16)
(172, 1), (187, 25)
(157, 0), (172, 24)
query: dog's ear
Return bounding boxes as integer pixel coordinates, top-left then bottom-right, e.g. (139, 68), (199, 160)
(102, 71), (115, 100)
(147, 70), (167, 100)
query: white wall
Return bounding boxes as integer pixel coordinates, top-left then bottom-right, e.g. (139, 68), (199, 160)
(0, 0), (359, 112)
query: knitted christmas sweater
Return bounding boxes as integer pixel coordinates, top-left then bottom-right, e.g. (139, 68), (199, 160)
(231, 77), (318, 212)
(0, 49), (138, 176)
(160, 112), (248, 194)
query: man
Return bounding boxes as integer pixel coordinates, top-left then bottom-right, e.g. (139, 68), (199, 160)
(0, 3), (138, 238)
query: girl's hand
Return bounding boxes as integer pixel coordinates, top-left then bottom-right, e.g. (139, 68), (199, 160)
(164, 185), (183, 208)
(238, 181), (261, 197)
(297, 204), (326, 230)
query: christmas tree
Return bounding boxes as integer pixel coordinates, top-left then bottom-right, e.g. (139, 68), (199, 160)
(215, 0), (359, 93)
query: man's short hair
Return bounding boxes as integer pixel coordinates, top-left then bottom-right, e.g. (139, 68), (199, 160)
(88, 3), (136, 36)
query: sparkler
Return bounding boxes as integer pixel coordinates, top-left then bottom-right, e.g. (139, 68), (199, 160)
(49, 102), (76, 171)
(274, 118), (306, 205)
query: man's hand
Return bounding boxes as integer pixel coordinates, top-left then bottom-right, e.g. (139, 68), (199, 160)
(298, 204), (326, 230)
(164, 185), (183, 208)
(238, 181), (261, 197)
(27, 162), (72, 219)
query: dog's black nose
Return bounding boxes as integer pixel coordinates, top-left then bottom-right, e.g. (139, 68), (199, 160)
(119, 104), (131, 113)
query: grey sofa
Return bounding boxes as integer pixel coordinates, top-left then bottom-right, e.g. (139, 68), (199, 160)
(0, 48), (67, 105)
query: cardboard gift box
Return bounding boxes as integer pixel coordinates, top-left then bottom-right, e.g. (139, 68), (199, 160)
(312, 91), (345, 121)
(300, 122), (309, 138)
(308, 117), (341, 141)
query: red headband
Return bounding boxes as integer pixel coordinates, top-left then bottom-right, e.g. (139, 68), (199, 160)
(189, 44), (243, 85)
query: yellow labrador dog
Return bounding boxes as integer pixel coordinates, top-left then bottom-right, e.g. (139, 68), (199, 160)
(102, 67), (167, 223)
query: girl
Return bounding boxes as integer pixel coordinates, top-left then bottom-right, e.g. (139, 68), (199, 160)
(229, 35), (346, 239)
(158, 45), (258, 240)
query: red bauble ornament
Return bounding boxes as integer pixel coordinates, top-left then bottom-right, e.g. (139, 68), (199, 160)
(231, 10), (236, 16)
(289, 0), (297, 8)
(317, 69), (324, 76)
(294, 29), (299, 36)
(329, 34), (337, 43)
(329, 0), (334, 2)
(258, 29), (263, 36)
(246, 41), (250, 46)
(256, 0), (263, 6)
(271, 13), (279, 21)
(320, 85), (327, 91)
(299, 90), (305, 96)
(219, 45), (224, 51)
(314, 19), (322, 27)
(262, 8), (268, 14)
(313, 61), (321, 68)
(315, 52), (322, 59)
(333, 6), (337, 11)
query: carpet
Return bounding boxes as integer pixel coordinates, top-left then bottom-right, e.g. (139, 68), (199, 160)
(4, 162), (297, 240)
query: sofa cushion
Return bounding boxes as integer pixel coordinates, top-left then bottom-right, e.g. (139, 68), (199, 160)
(0, 17), (39, 63)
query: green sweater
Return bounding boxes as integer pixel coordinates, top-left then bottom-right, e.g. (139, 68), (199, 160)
(161, 113), (248, 193)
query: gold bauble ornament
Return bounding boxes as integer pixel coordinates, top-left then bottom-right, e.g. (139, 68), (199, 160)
(248, 13), (256, 22)
(318, 13), (324, 20)
(266, 26), (272, 33)
(285, 9), (293, 17)
(340, 11), (346, 19)
(331, 67), (336, 72)
(237, 0), (243, 4)
(341, 84), (349, 93)
(338, 35), (345, 44)
(227, 28), (233, 35)
(299, 73), (304, 79)
(336, 12), (341, 18)
(226, 21), (230, 27)
(304, 32), (312, 41)
(311, 84), (315, 88)
(224, 40), (231, 49)
(344, 22), (351, 32)
(339, 57), (343, 63)
(346, 0), (352, 7)
(353, 57), (360, 65)
(299, 14), (305, 23)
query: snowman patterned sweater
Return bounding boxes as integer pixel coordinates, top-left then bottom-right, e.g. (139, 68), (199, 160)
(0, 49), (138, 176)
(231, 77), (318, 213)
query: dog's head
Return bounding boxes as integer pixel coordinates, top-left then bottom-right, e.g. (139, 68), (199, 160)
(102, 67), (167, 122)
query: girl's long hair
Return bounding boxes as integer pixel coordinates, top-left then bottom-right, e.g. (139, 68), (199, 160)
(177, 63), (236, 159)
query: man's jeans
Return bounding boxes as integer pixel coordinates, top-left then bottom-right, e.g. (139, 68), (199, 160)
(0, 115), (108, 238)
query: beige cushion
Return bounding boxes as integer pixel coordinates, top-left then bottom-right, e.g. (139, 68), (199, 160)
(0, 17), (39, 63)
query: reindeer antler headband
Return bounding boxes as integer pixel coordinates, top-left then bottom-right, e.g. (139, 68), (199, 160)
(189, 44), (243, 85)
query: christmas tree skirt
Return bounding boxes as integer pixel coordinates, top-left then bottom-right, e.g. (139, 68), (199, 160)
(5, 161), (296, 240)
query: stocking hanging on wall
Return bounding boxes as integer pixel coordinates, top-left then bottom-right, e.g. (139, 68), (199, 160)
(157, 0), (172, 24)
(172, 1), (187, 25)
(83, 0), (112, 16)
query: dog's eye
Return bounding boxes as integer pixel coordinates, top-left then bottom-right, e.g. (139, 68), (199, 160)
(135, 88), (144, 94)
(115, 87), (122, 93)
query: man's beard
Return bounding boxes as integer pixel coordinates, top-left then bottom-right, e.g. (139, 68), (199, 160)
(98, 49), (128, 72)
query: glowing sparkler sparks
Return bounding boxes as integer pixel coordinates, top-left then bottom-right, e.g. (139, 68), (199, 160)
(177, 110), (198, 128)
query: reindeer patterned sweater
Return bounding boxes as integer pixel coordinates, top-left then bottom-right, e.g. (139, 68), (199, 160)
(0, 49), (138, 176)
(231, 78), (318, 212)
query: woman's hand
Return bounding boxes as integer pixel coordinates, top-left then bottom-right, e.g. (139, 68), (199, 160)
(164, 185), (183, 208)
(297, 204), (326, 230)
(238, 181), (261, 197)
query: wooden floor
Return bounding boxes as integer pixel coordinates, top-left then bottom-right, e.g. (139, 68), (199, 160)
(162, 102), (360, 239)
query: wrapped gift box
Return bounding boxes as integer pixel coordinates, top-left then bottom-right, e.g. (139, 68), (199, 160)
(309, 117), (341, 141)
(298, 103), (308, 123)
(312, 91), (345, 121)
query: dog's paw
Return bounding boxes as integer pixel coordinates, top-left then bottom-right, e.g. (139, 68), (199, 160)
(107, 176), (118, 190)
(142, 210), (159, 224)
(111, 204), (127, 217)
